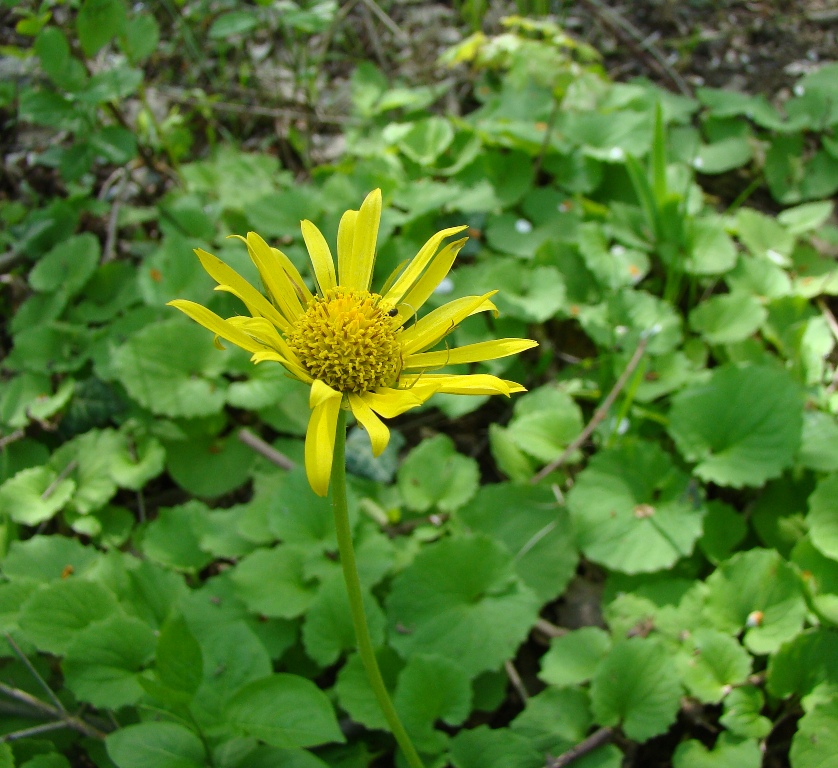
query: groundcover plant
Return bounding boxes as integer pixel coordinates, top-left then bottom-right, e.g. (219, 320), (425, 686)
(2, 3), (838, 768)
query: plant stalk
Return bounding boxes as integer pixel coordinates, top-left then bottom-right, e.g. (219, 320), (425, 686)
(330, 408), (425, 768)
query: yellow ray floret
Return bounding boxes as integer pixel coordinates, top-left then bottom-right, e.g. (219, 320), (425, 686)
(168, 189), (537, 496)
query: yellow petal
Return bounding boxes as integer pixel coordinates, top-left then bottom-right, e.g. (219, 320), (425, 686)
(399, 373), (518, 396)
(349, 394), (390, 456)
(250, 349), (313, 382)
(362, 387), (429, 418)
(310, 378), (342, 408)
(400, 292), (498, 355)
(301, 220), (336, 294)
(305, 391), (342, 497)
(394, 238), (467, 325)
(403, 338), (539, 370)
(194, 248), (287, 329)
(167, 300), (264, 354)
(384, 226), (468, 307)
(227, 316), (305, 371)
(243, 233), (307, 320)
(345, 189), (381, 291)
(337, 209), (357, 286)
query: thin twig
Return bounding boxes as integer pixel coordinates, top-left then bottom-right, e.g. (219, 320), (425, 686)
(531, 336), (650, 483)
(545, 727), (616, 768)
(357, 0), (408, 41)
(1, 722), (68, 742)
(41, 460), (78, 500)
(534, 618), (568, 639)
(237, 428), (296, 470)
(102, 168), (130, 263)
(4, 634), (65, 713)
(160, 87), (355, 125)
(578, 0), (692, 97)
(817, 298), (838, 342)
(359, 1), (387, 68)
(0, 429), (26, 451)
(505, 660), (529, 703)
(0, 682), (107, 741)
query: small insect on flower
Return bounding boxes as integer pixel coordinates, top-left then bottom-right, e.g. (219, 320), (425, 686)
(169, 189), (537, 496)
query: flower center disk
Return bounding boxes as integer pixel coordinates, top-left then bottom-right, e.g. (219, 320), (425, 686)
(287, 289), (402, 393)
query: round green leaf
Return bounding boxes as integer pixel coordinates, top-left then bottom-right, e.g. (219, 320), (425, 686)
(231, 545), (317, 619)
(686, 217), (738, 276)
(798, 411), (838, 472)
(539, 627), (611, 689)
(63, 614), (156, 708)
(76, 0), (127, 56)
(226, 674), (344, 748)
(142, 502), (214, 573)
(106, 722), (206, 768)
(789, 701), (838, 768)
(678, 628), (752, 704)
(0, 466), (75, 526)
(704, 549), (807, 655)
(767, 628), (838, 700)
(590, 637), (682, 742)
(688, 292), (767, 344)
(29, 233), (99, 295)
(334, 648), (402, 731)
(457, 482), (578, 602)
(112, 319), (228, 418)
(719, 687), (771, 739)
(566, 441), (705, 574)
(1, 535), (100, 581)
(19, 578), (120, 654)
(807, 473), (838, 560)
(673, 733), (761, 768)
(386, 534), (540, 678)
(397, 435), (479, 514)
(166, 432), (254, 498)
(668, 364), (803, 487)
(394, 654), (472, 754)
(449, 725), (542, 768)
(510, 687), (593, 756)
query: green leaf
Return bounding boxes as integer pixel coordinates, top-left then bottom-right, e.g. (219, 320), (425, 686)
(20, 756), (71, 768)
(18, 579), (120, 654)
(166, 433), (254, 498)
(590, 637), (682, 741)
(578, 222), (649, 290)
(397, 434), (479, 514)
(120, 13), (159, 63)
(798, 412), (838, 472)
(735, 208), (795, 266)
(704, 549), (807, 655)
(697, 500), (747, 565)
(155, 613), (203, 697)
(110, 432), (166, 490)
(231, 546), (317, 619)
(807, 473), (838, 560)
(789, 701), (838, 768)
(0, 466), (75, 526)
(539, 627), (611, 688)
(397, 117), (455, 166)
(777, 200), (834, 235)
(79, 67), (143, 103)
(394, 654), (472, 754)
(566, 441), (705, 574)
(35, 27), (86, 91)
(142, 501), (214, 573)
(386, 534), (540, 678)
(457, 483), (578, 603)
(113, 319), (228, 418)
(449, 725), (542, 768)
(77, 0), (127, 56)
(694, 137), (752, 174)
(510, 687), (593, 756)
(106, 722), (206, 768)
(226, 674), (344, 748)
(334, 648), (402, 731)
(688, 292), (767, 344)
(1, 535), (100, 581)
(50, 428), (122, 515)
(668, 364), (803, 487)
(678, 628), (752, 704)
(63, 614), (156, 708)
(673, 733), (761, 768)
(685, 216), (738, 276)
(503, 387), (584, 464)
(766, 628), (838, 699)
(301, 575), (385, 667)
(719, 687), (771, 739)
(208, 10), (259, 39)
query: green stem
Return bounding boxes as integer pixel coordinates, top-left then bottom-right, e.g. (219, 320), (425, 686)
(330, 409), (425, 768)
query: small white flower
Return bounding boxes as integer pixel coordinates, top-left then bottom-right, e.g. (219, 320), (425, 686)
(766, 249), (786, 265)
(794, 84), (806, 97)
(608, 147), (625, 161)
(693, 156), (704, 169)
(515, 218), (533, 234)
(610, 244), (626, 257)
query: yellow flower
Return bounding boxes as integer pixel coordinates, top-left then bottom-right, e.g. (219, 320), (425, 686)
(169, 189), (537, 496)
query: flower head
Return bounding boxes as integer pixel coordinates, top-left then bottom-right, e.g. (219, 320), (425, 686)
(169, 189), (537, 495)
